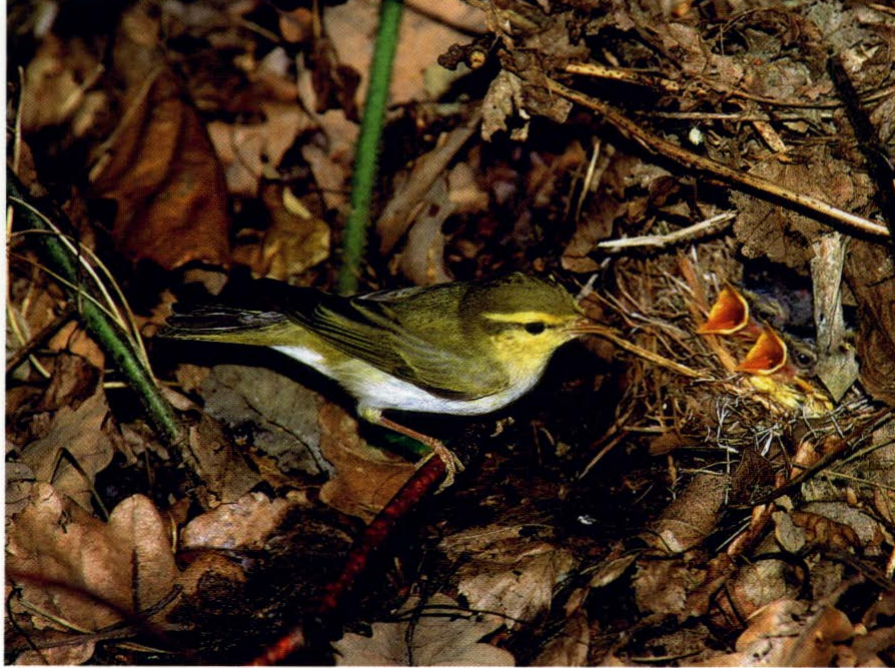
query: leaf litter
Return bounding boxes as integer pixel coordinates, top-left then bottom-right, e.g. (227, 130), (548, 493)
(7, 0), (895, 664)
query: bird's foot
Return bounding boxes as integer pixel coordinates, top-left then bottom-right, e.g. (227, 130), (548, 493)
(417, 440), (465, 492)
(363, 408), (465, 492)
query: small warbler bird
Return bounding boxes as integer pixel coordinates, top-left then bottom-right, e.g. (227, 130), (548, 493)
(161, 272), (595, 487)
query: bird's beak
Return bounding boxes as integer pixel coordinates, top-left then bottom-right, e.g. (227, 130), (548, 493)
(697, 285), (750, 335)
(737, 325), (789, 375)
(569, 317), (604, 337)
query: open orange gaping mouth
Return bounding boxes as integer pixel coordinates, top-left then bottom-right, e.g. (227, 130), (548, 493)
(697, 285), (750, 335)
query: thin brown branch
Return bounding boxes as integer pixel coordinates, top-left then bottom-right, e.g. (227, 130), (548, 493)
(546, 78), (890, 240)
(596, 212), (736, 252)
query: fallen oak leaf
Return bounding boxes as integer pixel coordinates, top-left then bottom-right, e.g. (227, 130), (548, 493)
(7, 484), (179, 636)
(333, 593), (514, 666)
(19, 388), (119, 511)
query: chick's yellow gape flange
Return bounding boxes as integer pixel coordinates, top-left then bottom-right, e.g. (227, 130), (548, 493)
(160, 273), (596, 488)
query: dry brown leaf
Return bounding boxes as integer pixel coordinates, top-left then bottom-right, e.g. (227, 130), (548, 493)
(644, 472), (729, 553)
(724, 555), (802, 621)
(34, 351), (100, 413)
(588, 552), (638, 589)
(790, 509), (861, 551)
(20, 389), (119, 510)
(325, 0), (483, 107)
(860, 419), (895, 526)
(810, 233), (858, 401)
(7, 279), (59, 355)
(798, 502), (879, 551)
(561, 151), (658, 273)
(14, 641), (97, 666)
(318, 403), (415, 522)
(198, 363), (330, 477)
(453, 539), (576, 630)
(633, 558), (701, 615)
(844, 240), (895, 405)
(694, 598), (858, 666)
(183, 411), (262, 506)
(399, 177), (454, 285)
(730, 447), (775, 506)
(848, 626), (895, 667)
(299, 109), (358, 212)
(747, 602), (853, 666)
(180, 491), (300, 551)
(175, 549), (247, 599)
(447, 162), (489, 214)
(439, 526), (524, 555)
(20, 34), (107, 135)
(7, 485), (178, 635)
(309, 37), (361, 119)
(660, 22), (745, 103)
(854, 590), (895, 665)
(333, 593), (514, 666)
(482, 70), (528, 142)
(89, 1), (230, 269)
(531, 606), (589, 666)
(90, 66), (230, 269)
(377, 119), (480, 254)
(7, 462), (37, 519)
(231, 183), (330, 280)
(278, 8), (314, 44)
(773, 510), (806, 553)
(47, 322), (106, 372)
(207, 102), (312, 198)
(731, 146), (873, 270)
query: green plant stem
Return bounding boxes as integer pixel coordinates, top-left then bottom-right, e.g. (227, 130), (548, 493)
(7, 170), (182, 445)
(337, 0), (404, 295)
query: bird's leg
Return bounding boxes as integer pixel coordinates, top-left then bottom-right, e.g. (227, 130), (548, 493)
(361, 408), (465, 490)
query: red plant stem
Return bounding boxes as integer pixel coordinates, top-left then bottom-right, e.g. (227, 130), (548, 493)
(248, 454), (447, 665)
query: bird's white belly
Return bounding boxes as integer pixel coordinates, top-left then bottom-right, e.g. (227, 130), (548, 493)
(272, 344), (330, 373)
(271, 344), (543, 416)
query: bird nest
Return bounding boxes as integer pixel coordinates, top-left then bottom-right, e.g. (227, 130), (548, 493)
(576, 234), (881, 498)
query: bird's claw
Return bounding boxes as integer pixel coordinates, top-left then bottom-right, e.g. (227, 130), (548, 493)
(417, 441), (464, 492)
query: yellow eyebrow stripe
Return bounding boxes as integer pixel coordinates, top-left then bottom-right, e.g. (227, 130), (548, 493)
(482, 311), (567, 325)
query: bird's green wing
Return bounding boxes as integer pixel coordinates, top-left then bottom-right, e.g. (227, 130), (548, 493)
(285, 287), (507, 400)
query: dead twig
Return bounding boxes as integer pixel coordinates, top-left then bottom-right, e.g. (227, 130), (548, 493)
(564, 62), (682, 93)
(596, 212), (736, 252)
(545, 78), (890, 240)
(579, 323), (701, 379)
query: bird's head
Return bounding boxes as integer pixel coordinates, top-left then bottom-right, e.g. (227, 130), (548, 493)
(463, 273), (594, 371)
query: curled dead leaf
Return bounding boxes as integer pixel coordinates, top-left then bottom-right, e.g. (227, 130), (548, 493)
(731, 147), (872, 270)
(91, 62), (230, 269)
(183, 411), (262, 507)
(633, 559), (701, 615)
(231, 183), (330, 281)
(644, 472), (728, 554)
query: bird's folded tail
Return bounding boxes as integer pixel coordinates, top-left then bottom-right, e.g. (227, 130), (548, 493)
(160, 306), (290, 343)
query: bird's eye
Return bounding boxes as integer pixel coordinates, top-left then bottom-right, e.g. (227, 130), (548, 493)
(524, 322), (546, 335)
(794, 350), (815, 368)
